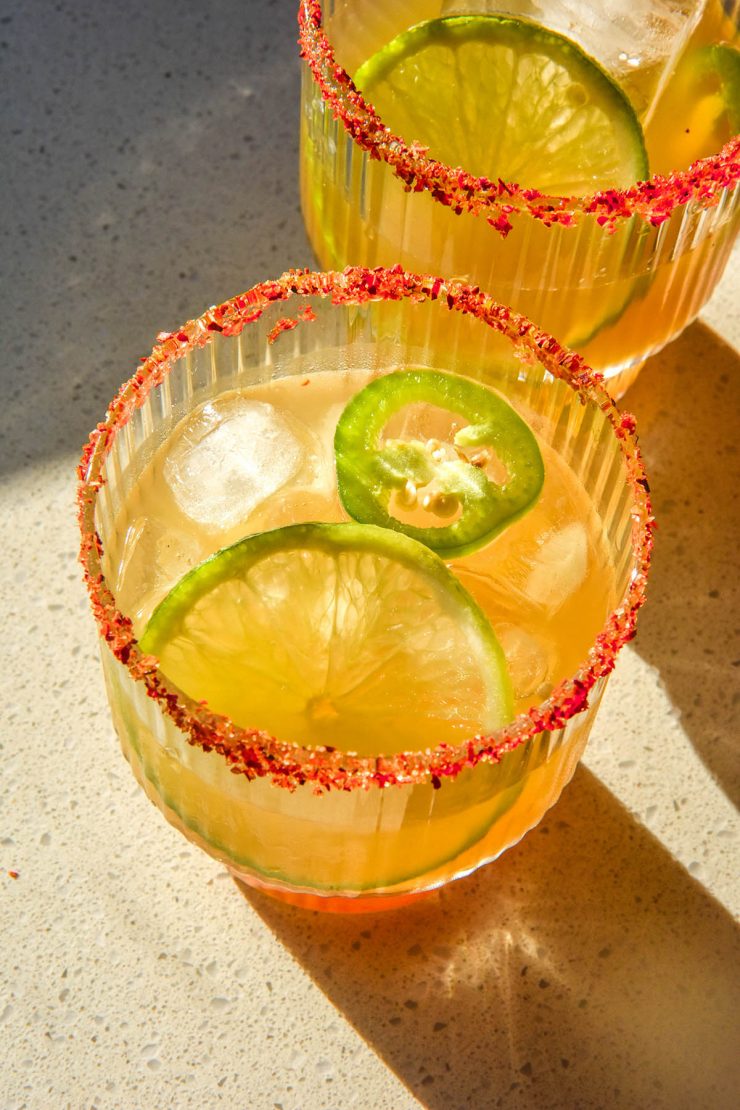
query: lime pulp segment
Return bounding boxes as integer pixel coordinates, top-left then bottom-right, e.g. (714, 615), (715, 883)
(353, 14), (649, 194)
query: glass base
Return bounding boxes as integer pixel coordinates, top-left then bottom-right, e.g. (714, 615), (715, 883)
(230, 871), (436, 914)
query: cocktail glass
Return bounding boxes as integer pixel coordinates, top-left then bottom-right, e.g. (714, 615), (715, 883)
(78, 266), (653, 912)
(298, 0), (739, 398)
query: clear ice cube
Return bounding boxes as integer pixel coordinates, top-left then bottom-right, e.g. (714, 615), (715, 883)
(163, 397), (306, 531)
(455, 517), (590, 620)
(525, 522), (589, 614)
(443, 0), (703, 118)
(495, 621), (552, 699)
(114, 515), (205, 632)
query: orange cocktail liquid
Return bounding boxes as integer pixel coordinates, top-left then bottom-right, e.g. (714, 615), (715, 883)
(300, 0), (739, 397)
(102, 365), (615, 908)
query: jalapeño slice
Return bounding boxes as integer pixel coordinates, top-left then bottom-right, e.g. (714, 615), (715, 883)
(334, 370), (544, 558)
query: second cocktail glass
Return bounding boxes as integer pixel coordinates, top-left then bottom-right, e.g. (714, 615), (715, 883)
(299, 0), (739, 396)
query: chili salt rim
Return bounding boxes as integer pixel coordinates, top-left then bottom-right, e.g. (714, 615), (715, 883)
(78, 265), (654, 793)
(298, 0), (740, 234)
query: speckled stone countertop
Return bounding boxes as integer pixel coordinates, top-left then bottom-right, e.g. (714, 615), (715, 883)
(1, 2), (738, 1108)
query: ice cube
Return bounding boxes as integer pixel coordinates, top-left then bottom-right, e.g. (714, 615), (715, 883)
(525, 522), (588, 614)
(114, 515), (204, 632)
(444, 0), (703, 118)
(495, 622), (552, 700)
(163, 397), (305, 531)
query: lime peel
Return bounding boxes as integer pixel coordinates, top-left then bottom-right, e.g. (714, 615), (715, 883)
(140, 521), (514, 758)
(353, 14), (649, 195)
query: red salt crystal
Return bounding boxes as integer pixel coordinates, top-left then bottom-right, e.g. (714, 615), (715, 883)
(7, 871), (19, 880)
(489, 213), (513, 237)
(219, 320), (246, 338)
(262, 283), (284, 302)
(267, 316), (300, 344)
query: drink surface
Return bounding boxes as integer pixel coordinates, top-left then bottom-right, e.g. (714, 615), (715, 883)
(111, 367), (615, 755)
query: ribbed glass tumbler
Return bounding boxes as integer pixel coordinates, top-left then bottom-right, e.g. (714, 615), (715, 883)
(299, 0), (740, 398)
(79, 268), (653, 912)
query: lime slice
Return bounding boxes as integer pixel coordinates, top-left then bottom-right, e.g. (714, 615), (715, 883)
(354, 14), (648, 193)
(121, 694), (529, 891)
(140, 521), (513, 756)
(710, 43), (740, 135)
(645, 41), (740, 176)
(138, 521), (519, 889)
(334, 370), (544, 558)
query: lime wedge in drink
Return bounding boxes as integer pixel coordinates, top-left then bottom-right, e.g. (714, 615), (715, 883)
(709, 43), (740, 135)
(335, 370), (544, 559)
(141, 521), (513, 755)
(138, 521), (520, 889)
(646, 41), (740, 176)
(354, 14), (648, 194)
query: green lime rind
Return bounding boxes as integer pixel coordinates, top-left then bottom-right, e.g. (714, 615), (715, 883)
(140, 519), (514, 735)
(142, 521), (501, 677)
(116, 656), (532, 892)
(702, 42), (740, 132)
(134, 520), (525, 891)
(569, 42), (739, 353)
(122, 694), (529, 892)
(565, 262), (653, 352)
(354, 13), (649, 193)
(334, 370), (544, 559)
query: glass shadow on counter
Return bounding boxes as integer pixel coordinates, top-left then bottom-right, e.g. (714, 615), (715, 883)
(242, 766), (739, 1110)
(624, 320), (740, 807)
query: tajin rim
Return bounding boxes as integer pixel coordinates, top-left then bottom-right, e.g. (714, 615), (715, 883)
(297, 0), (740, 235)
(78, 266), (654, 792)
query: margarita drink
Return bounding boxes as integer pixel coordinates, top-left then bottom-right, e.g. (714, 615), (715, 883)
(79, 269), (652, 912)
(114, 371), (614, 720)
(299, 0), (740, 396)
